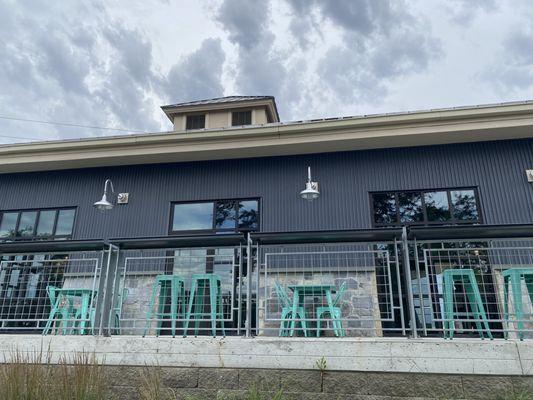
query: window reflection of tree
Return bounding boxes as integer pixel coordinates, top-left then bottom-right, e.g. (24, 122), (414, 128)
(399, 192), (423, 223)
(425, 192), (451, 222)
(373, 193), (397, 224)
(237, 202), (258, 230)
(214, 201), (259, 231)
(452, 191), (478, 221)
(215, 201), (237, 229)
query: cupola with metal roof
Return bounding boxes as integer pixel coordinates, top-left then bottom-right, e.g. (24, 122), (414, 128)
(161, 95), (280, 131)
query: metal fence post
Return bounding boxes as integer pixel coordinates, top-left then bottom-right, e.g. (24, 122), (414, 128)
(245, 232), (252, 337)
(97, 244), (119, 336)
(237, 243), (243, 336)
(401, 226), (418, 338)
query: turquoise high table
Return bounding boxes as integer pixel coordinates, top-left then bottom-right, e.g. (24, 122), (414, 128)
(287, 284), (337, 337)
(44, 287), (97, 335)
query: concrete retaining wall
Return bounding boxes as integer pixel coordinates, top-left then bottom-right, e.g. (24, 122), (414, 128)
(1, 335), (533, 376)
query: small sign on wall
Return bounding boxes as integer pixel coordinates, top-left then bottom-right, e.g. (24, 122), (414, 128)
(526, 170), (533, 183)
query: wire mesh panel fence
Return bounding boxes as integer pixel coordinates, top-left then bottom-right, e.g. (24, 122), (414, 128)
(417, 245), (533, 339)
(258, 244), (403, 338)
(0, 254), (101, 334)
(115, 248), (240, 336)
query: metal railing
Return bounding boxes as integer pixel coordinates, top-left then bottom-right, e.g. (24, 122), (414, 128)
(114, 250), (239, 336)
(257, 243), (404, 337)
(0, 236), (533, 340)
(0, 252), (101, 334)
(412, 243), (533, 339)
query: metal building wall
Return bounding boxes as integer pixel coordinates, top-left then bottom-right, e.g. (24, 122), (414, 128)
(0, 138), (532, 239)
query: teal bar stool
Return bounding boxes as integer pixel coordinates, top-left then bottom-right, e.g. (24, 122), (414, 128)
(503, 268), (533, 340)
(43, 286), (75, 335)
(183, 274), (225, 337)
(143, 275), (185, 337)
(113, 287), (129, 334)
(442, 269), (492, 339)
(274, 282), (308, 337)
(316, 282), (347, 337)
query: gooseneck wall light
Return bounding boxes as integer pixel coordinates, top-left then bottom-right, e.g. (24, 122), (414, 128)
(300, 166), (320, 201)
(93, 179), (116, 211)
(93, 179), (130, 211)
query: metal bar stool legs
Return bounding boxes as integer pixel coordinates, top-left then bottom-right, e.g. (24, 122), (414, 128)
(183, 274), (225, 337)
(503, 269), (533, 340)
(143, 275), (184, 337)
(442, 269), (492, 340)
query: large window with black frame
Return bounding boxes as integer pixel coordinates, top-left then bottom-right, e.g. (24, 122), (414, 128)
(170, 199), (259, 235)
(0, 208), (76, 332)
(371, 188), (481, 227)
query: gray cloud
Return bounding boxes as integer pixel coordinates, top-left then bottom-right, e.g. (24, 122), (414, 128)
(216, 0), (304, 120)
(164, 38), (226, 103)
(217, 0), (269, 51)
(482, 28), (533, 92)
(0, 1), (162, 139)
(287, 0), (441, 103)
(0, 1), (227, 141)
(446, 0), (498, 25)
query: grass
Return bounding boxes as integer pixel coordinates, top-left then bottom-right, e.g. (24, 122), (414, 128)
(138, 365), (175, 400)
(3, 351), (529, 400)
(0, 350), (107, 400)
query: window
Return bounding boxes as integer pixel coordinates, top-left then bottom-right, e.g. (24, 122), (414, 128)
(171, 199), (259, 234)
(371, 188), (481, 227)
(186, 114), (205, 130)
(232, 110), (252, 126)
(0, 208), (76, 241)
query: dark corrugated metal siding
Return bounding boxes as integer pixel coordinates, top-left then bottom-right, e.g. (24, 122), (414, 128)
(0, 138), (532, 240)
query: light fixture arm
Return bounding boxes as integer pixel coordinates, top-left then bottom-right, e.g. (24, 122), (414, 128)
(103, 179), (115, 196)
(300, 166), (320, 201)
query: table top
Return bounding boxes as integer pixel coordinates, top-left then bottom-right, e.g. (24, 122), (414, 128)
(54, 288), (97, 296)
(287, 285), (336, 295)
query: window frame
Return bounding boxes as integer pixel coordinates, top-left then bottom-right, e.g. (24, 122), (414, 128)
(231, 110), (252, 126)
(169, 198), (261, 236)
(0, 207), (77, 241)
(185, 113), (206, 130)
(369, 187), (483, 228)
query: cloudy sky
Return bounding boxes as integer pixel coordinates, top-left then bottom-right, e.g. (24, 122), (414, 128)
(0, 0), (532, 143)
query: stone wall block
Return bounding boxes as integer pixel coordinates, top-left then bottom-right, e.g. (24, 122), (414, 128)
(198, 368), (239, 390)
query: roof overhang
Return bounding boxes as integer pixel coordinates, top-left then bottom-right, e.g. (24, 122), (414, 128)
(0, 239), (106, 253)
(110, 234), (245, 249)
(251, 224), (533, 244)
(2, 101), (533, 174)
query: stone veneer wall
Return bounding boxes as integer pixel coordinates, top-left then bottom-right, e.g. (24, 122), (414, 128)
(259, 269), (383, 337)
(99, 366), (532, 400)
